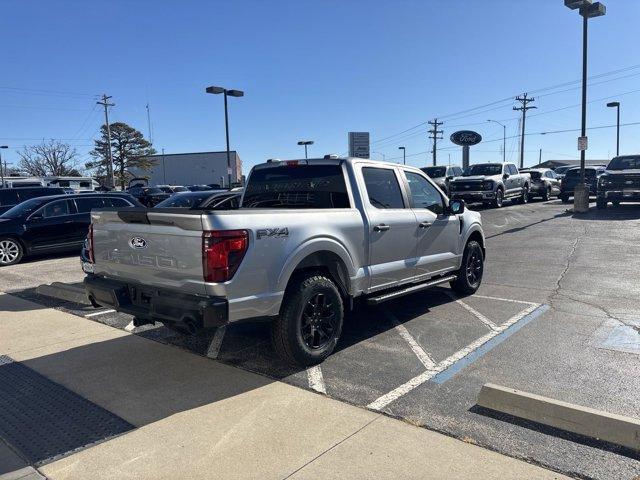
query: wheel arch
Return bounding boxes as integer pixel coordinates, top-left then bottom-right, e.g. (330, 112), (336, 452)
(465, 227), (486, 259)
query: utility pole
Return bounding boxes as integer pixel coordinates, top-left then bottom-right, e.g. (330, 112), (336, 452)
(428, 118), (443, 166)
(513, 93), (536, 169)
(146, 103), (153, 144)
(97, 94), (115, 189)
(538, 148), (542, 166)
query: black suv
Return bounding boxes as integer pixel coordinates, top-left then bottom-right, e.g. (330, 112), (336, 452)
(558, 166), (605, 203)
(126, 186), (170, 207)
(597, 155), (640, 209)
(0, 193), (141, 266)
(0, 187), (66, 214)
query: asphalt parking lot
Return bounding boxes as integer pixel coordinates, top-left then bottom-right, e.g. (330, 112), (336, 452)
(3, 198), (640, 480)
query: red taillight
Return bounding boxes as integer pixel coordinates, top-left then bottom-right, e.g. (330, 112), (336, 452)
(87, 223), (95, 263)
(202, 230), (249, 282)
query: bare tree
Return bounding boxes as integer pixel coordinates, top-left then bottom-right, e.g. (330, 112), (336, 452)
(18, 140), (80, 176)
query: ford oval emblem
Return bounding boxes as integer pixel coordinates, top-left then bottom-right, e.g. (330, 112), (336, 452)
(129, 236), (147, 249)
(450, 130), (482, 147)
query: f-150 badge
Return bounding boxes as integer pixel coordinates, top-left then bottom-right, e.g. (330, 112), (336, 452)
(256, 228), (289, 240)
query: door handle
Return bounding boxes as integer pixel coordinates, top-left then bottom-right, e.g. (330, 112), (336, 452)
(373, 224), (390, 232)
(419, 221), (432, 229)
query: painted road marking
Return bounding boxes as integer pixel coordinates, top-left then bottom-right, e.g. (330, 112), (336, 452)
(386, 310), (437, 369)
(124, 321), (135, 332)
(368, 303), (546, 411)
(446, 293), (498, 331)
(472, 294), (538, 306)
(307, 366), (327, 394)
(206, 325), (227, 359)
(84, 309), (116, 318)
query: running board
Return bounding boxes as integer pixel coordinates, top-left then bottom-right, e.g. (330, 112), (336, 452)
(366, 275), (457, 306)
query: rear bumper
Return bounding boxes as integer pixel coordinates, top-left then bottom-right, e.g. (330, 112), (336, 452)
(84, 274), (228, 329)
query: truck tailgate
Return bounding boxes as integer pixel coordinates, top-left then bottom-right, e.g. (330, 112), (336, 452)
(91, 209), (206, 295)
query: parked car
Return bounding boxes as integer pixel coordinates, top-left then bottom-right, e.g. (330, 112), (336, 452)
(552, 165), (575, 180)
(520, 168), (561, 201)
(186, 184), (215, 192)
(558, 166), (606, 203)
(0, 187), (66, 215)
(126, 186), (170, 207)
(0, 193), (141, 266)
(596, 155), (640, 209)
(84, 157), (485, 366)
(449, 162), (531, 208)
(154, 190), (240, 209)
(421, 165), (463, 197)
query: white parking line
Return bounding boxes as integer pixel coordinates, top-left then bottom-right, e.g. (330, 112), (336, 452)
(84, 309), (116, 318)
(472, 294), (538, 306)
(124, 321), (135, 332)
(445, 293), (498, 331)
(386, 310), (437, 369)
(368, 302), (540, 411)
(306, 365), (327, 394)
(206, 325), (227, 359)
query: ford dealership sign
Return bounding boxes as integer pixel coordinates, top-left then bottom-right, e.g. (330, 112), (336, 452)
(450, 130), (482, 146)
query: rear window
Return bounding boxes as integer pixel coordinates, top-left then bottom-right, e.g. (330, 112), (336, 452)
(242, 164), (350, 209)
(607, 156), (640, 170)
(566, 168), (597, 178)
(0, 190), (20, 206)
(142, 188), (163, 195)
(528, 171), (542, 180)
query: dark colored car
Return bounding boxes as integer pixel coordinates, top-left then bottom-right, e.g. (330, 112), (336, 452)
(420, 165), (463, 197)
(596, 155), (640, 209)
(552, 165), (575, 180)
(558, 166), (606, 203)
(154, 190), (240, 209)
(0, 193), (141, 266)
(520, 168), (560, 201)
(126, 186), (170, 207)
(0, 187), (66, 215)
(186, 185), (215, 192)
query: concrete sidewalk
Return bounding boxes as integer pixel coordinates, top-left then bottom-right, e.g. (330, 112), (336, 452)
(0, 293), (568, 480)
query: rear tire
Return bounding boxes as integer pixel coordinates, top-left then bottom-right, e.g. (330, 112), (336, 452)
(272, 273), (344, 366)
(450, 240), (484, 295)
(560, 194), (570, 204)
(542, 186), (551, 201)
(0, 237), (24, 266)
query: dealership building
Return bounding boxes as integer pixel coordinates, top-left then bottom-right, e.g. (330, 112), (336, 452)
(131, 151), (243, 187)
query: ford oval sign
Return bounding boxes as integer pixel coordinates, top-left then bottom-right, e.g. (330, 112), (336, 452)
(450, 130), (482, 146)
(129, 236), (147, 249)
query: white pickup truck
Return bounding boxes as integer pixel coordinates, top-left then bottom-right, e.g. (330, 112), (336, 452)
(84, 157), (486, 366)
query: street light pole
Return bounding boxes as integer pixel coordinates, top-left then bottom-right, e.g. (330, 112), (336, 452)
(565, 0), (606, 212)
(297, 140), (314, 159)
(487, 119), (506, 163)
(206, 86), (244, 188)
(398, 146), (406, 165)
(607, 101), (620, 156)
(0, 146), (7, 188)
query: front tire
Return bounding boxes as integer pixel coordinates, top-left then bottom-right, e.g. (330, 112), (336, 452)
(272, 272), (344, 366)
(450, 240), (484, 295)
(517, 185), (529, 204)
(492, 189), (504, 208)
(0, 238), (24, 266)
(560, 194), (570, 204)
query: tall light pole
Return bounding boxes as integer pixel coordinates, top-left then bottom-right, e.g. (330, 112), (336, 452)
(398, 146), (406, 165)
(206, 85), (244, 188)
(487, 119), (506, 163)
(606, 101), (620, 156)
(297, 140), (314, 159)
(96, 95), (115, 189)
(0, 146), (7, 188)
(565, 0), (606, 212)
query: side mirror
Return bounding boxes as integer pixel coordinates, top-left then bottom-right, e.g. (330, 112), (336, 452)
(449, 199), (465, 215)
(502, 173), (509, 179)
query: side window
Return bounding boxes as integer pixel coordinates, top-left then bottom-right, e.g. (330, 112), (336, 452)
(454, 167), (463, 177)
(75, 197), (106, 213)
(508, 164), (517, 175)
(104, 197), (131, 208)
(41, 200), (72, 218)
(404, 172), (444, 215)
(362, 167), (405, 209)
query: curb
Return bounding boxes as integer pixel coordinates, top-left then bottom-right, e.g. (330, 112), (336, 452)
(35, 282), (89, 306)
(476, 383), (640, 451)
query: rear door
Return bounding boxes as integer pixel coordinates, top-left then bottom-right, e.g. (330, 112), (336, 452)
(358, 165), (418, 291)
(402, 169), (460, 279)
(506, 164), (520, 195)
(74, 196), (107, 241)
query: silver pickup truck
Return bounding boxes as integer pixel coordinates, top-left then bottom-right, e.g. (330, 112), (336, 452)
(84, 157), (486, 366)
(449, 162), (531, 208)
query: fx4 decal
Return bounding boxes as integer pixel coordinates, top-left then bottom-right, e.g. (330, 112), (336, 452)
(256, 227), (289, 240)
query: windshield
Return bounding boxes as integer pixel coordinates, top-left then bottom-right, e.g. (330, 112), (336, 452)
(155, 192), (211, 208)
(463, 164), (502, 176)
(158, 186), (173, 193)
(607, 156), (640, 170)
(142, 187), (164, 195)
(243, 164), (350, 209)
(421, 167), (447, 178)
(554, 166), (573, 174)
(566, 168), (598, 178)
(172, 186), (188, 192)
(1, 197), (48, 218)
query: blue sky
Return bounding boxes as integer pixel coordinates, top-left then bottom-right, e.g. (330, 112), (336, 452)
(2, 0), (639, 173)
